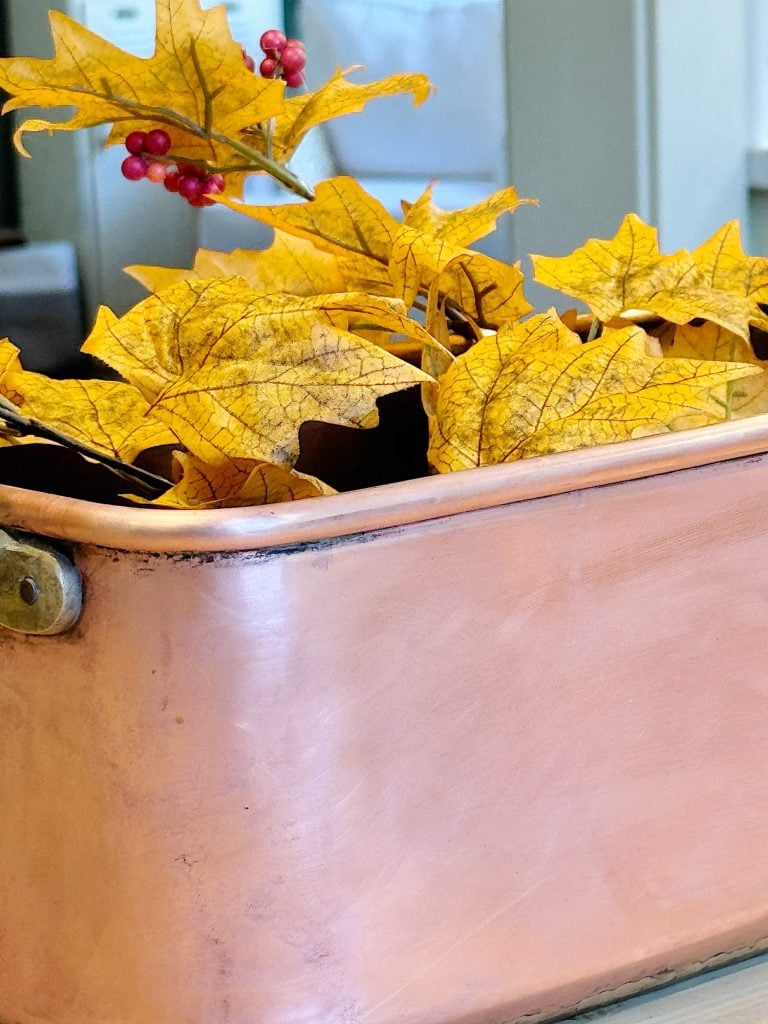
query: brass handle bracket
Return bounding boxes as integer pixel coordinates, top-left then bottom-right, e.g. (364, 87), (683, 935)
(0, 529), (83, 635)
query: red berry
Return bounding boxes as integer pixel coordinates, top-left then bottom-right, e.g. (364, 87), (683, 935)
(259, 28), (286, 57)
(243, 52), (256, 72)
(283, 70), (304, 89)
(164, 170), (181, 193)
(121, 155), (148, 181)
(280, 44), (306, 75)
(125, 131), (147, 155)
(145, 160), (168, 183)
(260, 57), (278, 78)
(284, 37), (306, 51)
(204, 173), (225, 195)
(144, 128), (172, 157)
(178, 175), (205, 201)
(178, 162), (207, 179)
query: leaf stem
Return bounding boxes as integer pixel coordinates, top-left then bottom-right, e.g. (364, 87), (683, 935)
(0, 397), (172, 496)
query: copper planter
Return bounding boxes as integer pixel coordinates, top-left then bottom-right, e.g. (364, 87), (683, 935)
(3, 418), (768, 1024)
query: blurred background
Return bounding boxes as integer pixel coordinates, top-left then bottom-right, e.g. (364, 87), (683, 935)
(0, 0), (764, 371)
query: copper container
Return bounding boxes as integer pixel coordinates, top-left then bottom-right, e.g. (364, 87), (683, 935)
(3, 418), (768, 1024)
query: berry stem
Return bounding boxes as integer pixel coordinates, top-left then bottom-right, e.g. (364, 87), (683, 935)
(265, 116), (275, 161)
(97, 80), (315, 199)
(0, 396), (172, 497)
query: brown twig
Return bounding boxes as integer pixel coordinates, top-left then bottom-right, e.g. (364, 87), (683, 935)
(0, 397), (172, 496)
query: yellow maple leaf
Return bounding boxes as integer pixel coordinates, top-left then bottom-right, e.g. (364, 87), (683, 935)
(124, 264), (191, 294)
(0, 337), (22, 380)
(246, 67), (431, 165)
(532, 213), (755, 341)
(127, 231), (346, 296)
(219, 176), (398, 290)
(401, 183), (537, 248)
(0, 338), (23, 447)
(419, 282), (455, 416)
(0, 0), (283, 197)
(142, 452), (334, 509)
(692, 221), (768, 331)
(0, 335), (177, 462)
(428, 311), (761, 473)
(82, 278), (431, 466)
(222, 176), (532, 327)
(662, 322), (768, 420)
(389, 226), (531, 326)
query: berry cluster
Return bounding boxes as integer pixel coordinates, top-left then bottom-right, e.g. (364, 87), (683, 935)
(120, 129), (225, 207)
(242, 29), (306, 88)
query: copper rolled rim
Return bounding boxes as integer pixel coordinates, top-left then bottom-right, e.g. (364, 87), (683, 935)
(1, 416), (768, 554)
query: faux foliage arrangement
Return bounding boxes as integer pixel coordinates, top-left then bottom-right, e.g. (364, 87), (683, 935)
(0, 0), (766, 510)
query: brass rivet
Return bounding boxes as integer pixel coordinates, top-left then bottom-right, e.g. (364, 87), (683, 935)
(19, 577), (40, 607)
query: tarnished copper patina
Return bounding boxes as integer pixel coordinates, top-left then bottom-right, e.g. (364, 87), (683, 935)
(3, 418), (768, 1024)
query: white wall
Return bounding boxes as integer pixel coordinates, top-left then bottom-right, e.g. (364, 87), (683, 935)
(504, 0), (752, 309)
(6, 0), (760, 316)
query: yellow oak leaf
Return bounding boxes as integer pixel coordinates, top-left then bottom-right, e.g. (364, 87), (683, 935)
(248, 67), (431, 165)
(0, 0), (283, 197)
(401, 183), (537, 248)
(662, 322), (768, 420)
(143, 452), (334, 509)
(219, 176), (398, 290)
(532, 213), (755, 341)
(82, 278), (431, 466)
(127, 231), (346, 297)
(0, 335), (177, 462)
(428, 312), (761, 473)
(692, 221), (768, 331)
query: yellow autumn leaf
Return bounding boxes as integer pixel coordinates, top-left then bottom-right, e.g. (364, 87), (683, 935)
(223, 176), (532, 327)
(662, 322), (768, 419)
(142, 452), (334, 509)
(0, 337), (22, 380)
(401, 183), (537, 248)
(82, 278), (432, 466)
(124, 264), (191, 294)
(0, 0), (283, 197)
(127, 231), (347, 297)
(428, 311), (761, 473)
(246, 67), (431, 165)
(531, 213), (755, 341)
(692, 221), (768, 331)
(389, 227), (531, 326)
(0, 338), (23, 446)
(220, 176), (398, 290)
(0, 335), (177, 462)
(420, 282), (454, 416)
